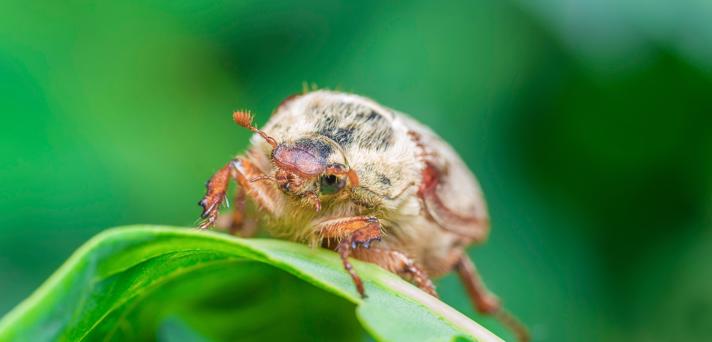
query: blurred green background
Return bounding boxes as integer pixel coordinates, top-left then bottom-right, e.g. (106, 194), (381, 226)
(1, 1), (711, 341)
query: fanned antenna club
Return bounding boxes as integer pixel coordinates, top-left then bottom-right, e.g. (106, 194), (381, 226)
(232, 111), (278, 148)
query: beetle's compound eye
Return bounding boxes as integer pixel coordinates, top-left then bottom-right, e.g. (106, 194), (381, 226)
(320, 174), (345, 195)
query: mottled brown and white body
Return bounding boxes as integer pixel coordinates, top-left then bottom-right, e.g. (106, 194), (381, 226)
(199, 91), (528, 341)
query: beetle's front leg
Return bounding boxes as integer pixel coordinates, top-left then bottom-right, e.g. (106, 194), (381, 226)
(198, 158), (280, 230)
(317, 216), (382, 297)
(198, 162), (232, 229)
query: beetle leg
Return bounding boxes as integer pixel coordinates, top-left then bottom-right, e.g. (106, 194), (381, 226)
(352, 247), (437, 297)
(198, 158), (279, 230)
(227, 186), (246, 234)
(230, 158), (281, 215)
(224, 186), (260, 237)
(456, 254), (530, 342)
(198, 163), (231, 229)
(317, 216), (382, 298)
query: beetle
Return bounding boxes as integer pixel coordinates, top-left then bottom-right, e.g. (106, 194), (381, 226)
(198, 90), (528, 341)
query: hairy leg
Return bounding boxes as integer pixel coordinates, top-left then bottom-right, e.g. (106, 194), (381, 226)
(213, 187), (257, 237)
(228, 187), (246, 234)
(456, 254), (529, 342)
(317, 216), (382, 297)
(198, 163), (231, 229)
(353, 247), (437, 296)
(198, 158), (279, 230)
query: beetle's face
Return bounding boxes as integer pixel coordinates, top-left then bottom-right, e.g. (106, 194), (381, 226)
(269, 136), (358, 211)
(231, 111), (358, 211)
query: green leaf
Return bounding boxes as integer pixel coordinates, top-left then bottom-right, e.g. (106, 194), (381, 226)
(0, 226), (502, 342)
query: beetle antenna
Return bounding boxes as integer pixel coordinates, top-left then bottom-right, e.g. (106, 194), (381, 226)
(233, 111), (278, 148)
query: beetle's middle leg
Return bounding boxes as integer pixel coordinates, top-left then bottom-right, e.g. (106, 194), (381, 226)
(352, 247), (437, 297)
(317, 216), (382, 297)
(199, 158), (279, 230)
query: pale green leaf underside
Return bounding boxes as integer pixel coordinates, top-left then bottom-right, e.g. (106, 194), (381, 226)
(0, 226), (501, 342)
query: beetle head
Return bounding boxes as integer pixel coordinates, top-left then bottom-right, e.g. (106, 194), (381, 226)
(233, 111), (359, 211)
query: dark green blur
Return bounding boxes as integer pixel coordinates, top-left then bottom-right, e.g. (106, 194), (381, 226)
(1, 1), (710, 341)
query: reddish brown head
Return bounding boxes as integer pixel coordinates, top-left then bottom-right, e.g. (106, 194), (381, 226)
(233, 111), (359, 211)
